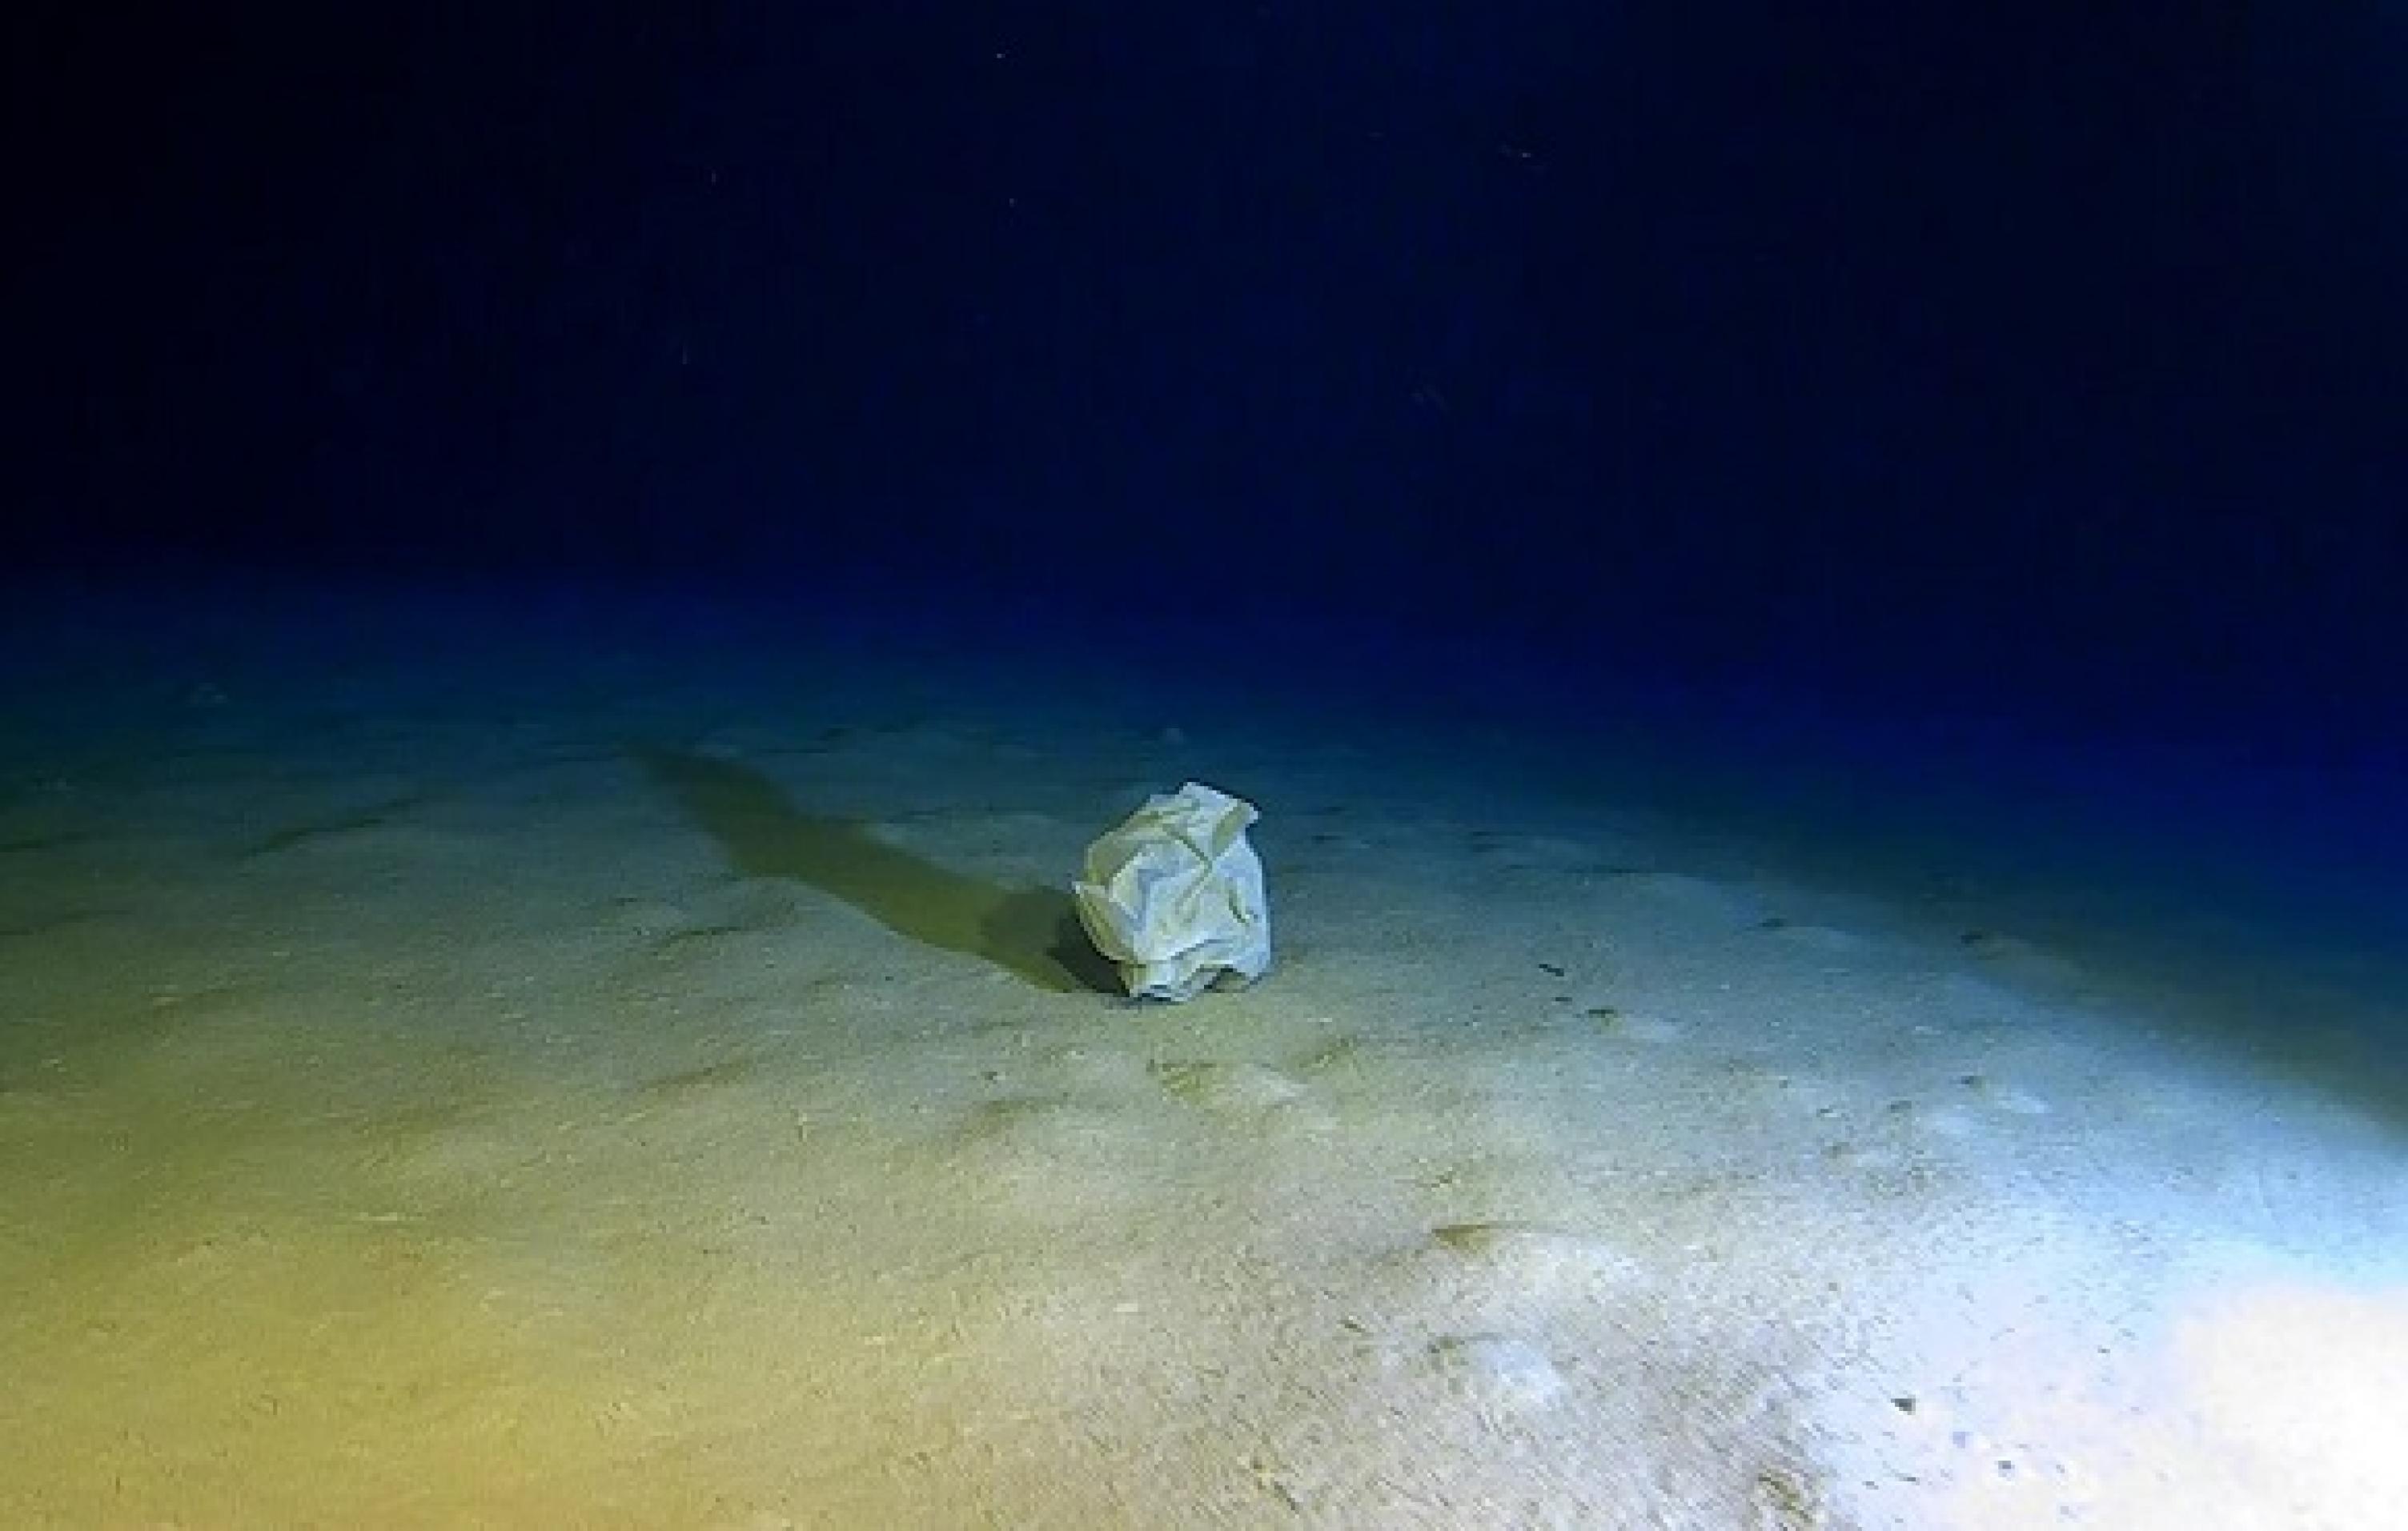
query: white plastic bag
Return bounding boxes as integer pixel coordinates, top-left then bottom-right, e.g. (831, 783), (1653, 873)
(1072, 781), (1272, 1001)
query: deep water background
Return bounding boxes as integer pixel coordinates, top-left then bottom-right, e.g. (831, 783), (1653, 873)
(7, 2), (2403, 944)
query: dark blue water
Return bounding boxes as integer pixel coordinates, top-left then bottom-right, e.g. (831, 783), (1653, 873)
(8, 2), (2404, 1098)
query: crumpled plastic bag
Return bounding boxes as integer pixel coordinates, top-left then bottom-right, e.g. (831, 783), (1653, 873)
(1072, 781), (1272, 1001)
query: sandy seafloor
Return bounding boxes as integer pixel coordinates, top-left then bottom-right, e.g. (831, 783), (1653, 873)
(2, 586), (2404, 1529)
